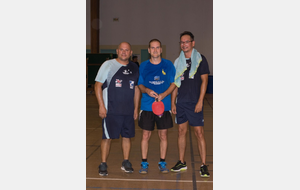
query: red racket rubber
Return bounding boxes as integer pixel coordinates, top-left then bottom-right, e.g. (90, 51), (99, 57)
(152, 98), (164, 117)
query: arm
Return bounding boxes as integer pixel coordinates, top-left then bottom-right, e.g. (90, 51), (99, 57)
(133, 85), (141, 120)
(138, 84), (158, 98)
(157, 83), (176, 102)
(171, 86), (178, 114)
(94, 81), (107, 119)
(195, 74), (208, 113)
(157, 62), (176, 101)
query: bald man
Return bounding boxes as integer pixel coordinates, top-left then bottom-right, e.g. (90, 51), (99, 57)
(94, 42), (140, 176)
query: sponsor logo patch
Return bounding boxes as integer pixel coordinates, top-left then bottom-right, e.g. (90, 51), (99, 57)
(115, 79), (122, 87)
(123, 69), (132, 75)
(129, 80), (134, 89)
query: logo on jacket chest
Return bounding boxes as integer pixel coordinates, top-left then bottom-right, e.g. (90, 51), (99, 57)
(129, 80), (134, 89)
(154, 76), (160, 81)
(115, 79), (135, 89)
(149, 75), (164, 85)
(115, 79), (122, 87)
(123, 69), (132, 75)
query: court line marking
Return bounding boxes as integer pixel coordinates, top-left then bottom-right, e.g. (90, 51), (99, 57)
(86, 146), (100, 160)
(86, 177), (213, 183)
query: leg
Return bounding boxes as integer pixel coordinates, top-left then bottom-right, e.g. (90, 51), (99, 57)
(121, 137), (134, 173)
(158, 129), (168, 159)
(194, 126), (210, 177)
(122, 137), (131, 160)
(194, 126), (206, 164)
(101, 139), (112, 163)
(141, 130), (152, 159)
(158, 129), (169, 173)
(170, 122), (188, 172)
(178, 121), (188, 163)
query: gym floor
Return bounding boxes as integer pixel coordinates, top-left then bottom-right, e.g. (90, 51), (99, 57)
(86, 92), (213, 190)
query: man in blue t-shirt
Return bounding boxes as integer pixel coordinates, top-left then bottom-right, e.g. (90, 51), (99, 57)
(138, 39), (176, 174)
(94, 42), (140, 176)
(170, 31), (211, 177)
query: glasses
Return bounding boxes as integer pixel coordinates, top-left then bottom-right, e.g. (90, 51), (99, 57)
(179, 40), (193, 45)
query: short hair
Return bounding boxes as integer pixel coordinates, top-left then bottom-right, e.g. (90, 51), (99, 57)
(180, 31), (194, 41)
(148, 39), (162, 48)
(132, 55), (137, 59)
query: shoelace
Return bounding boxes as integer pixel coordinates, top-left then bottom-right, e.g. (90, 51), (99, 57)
(201, 165), (209, 171)
(124, 161), (132, 168)
(141, 162), (148, 168)
(176, 161), (185, 166)
(100, 163), (107, 170)
(159, 162), (166, 168)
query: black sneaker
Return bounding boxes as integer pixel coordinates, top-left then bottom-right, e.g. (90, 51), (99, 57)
(170, 160), (187, 172)
(200, 164), (210, 177)
(121, 160), (134, 173)
(98, 162), (108, 176)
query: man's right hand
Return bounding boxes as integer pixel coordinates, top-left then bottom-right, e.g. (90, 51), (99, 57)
(146, 88), (158, 98)
(99, 106), (107, 119)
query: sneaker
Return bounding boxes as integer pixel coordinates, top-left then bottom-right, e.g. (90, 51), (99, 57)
(158, 161), (169, 173)
(98, 162), (108, 176)
(139, 161), (149, 174)
(121, 160), (134, 173)
(170, 160), (187, 172)
(200, 164), (210, 177)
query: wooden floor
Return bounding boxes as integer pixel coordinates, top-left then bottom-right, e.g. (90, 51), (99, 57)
(86, 90), (213, 190)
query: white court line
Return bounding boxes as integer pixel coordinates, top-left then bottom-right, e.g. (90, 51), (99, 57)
(86, 177), (213, 183)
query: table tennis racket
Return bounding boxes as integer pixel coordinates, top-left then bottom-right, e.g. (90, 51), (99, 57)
(152, 98), (164, 118)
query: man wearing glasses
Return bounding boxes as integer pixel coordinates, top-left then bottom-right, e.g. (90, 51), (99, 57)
(170, 31), (210, 177)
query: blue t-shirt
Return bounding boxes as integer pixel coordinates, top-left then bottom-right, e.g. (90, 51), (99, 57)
(138, 58), (175, 111)
(95, 59), (139, 115)
(177, 54), (210, 104)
